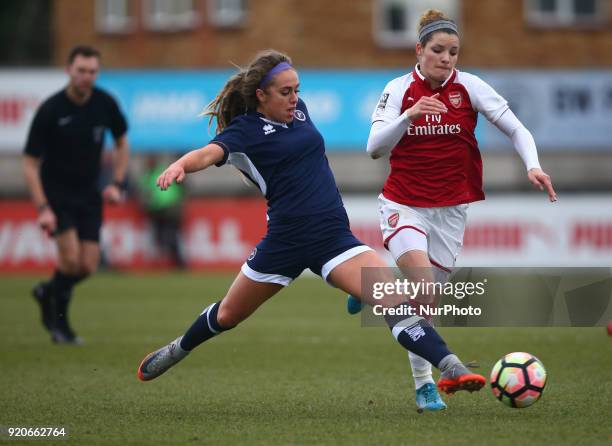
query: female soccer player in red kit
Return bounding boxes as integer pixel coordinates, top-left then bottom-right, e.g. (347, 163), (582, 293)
(348, 9), (557, 411)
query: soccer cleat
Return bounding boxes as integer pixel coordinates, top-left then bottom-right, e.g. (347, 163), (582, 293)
(32, 282), (54, 331)
(53, 298), (81, 345)
(415, 382), (447, 412)
(137, 337), (189, 381)
(51, 326), (82, 345)
(437, 363), (486, 394)
(346, 294), (363, 315)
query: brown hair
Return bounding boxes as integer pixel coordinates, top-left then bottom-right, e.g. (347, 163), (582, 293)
(67, 45), (101, 64)
(204, 49), (292, 133)
(418, 9), (457, 45)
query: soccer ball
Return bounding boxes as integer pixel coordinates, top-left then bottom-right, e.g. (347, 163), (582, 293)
(490, 352), (547, 408)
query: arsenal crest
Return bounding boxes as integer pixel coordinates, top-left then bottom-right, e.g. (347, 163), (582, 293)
(448, 91), (462, 108)
(388, 212), (399, 228)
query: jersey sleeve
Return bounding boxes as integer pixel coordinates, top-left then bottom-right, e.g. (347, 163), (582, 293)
(106, 94), (128, 139)
(460, 72), (509, 124)
(371, 77), (406, 125)
(23, 102), (52, 158)
(210, 120), (248, 167)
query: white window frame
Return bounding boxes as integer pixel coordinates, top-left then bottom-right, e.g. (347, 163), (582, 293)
(207, 0), (247, 28)
(525, 0), (607, 28)
(144, 0), (200, 31)
(373, 0), (460, 48)
(96, 0), (134, 34)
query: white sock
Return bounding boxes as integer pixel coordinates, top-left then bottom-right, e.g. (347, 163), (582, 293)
(408, 351), (434, 389)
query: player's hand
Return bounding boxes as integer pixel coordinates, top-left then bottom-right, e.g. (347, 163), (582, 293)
(157, 163), (186, 190)
(37, 207), (57, 236)
(103, 184), (123, 204)
(406, 93), (448, 121)
(528, 168), (557, 202)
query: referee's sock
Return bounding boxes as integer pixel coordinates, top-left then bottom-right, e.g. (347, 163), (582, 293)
(50, 270), (86, 298)
(50, 270), (86, 333)
(384, 306), (459, 372)
(179, 301), (234, 351)
(39, 270), (84, 297)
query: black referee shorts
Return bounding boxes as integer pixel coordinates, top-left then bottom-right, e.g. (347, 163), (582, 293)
(47, 193), (103, 242)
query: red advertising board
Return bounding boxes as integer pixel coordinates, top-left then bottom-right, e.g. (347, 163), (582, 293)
(0, 199), (267, 273)
(2, 196), (612, 272)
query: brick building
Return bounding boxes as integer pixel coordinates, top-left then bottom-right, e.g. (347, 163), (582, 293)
(52, 0), (612, 68)
(2, 0), (610, 196)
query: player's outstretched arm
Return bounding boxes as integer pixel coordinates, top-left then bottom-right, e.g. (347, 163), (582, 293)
(157, 143), (225, 190)
(493, 109), (557, 203)
(528, 168), (557, 202)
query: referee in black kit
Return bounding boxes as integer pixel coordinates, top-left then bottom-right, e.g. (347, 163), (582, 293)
(23, 45), (129, 344)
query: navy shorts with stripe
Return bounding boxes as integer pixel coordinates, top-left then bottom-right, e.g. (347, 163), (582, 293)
(246, 206), (366, 281)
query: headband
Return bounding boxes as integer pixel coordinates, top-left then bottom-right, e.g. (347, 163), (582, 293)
(418, 19), (458, 43)
(259, 62), (293, 89)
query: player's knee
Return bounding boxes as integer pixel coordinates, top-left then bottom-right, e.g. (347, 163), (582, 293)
(215, 305), (241, 329)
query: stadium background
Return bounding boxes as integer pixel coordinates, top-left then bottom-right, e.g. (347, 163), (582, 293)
(0, 2), (611, 445)
(1, 0), (612, 271)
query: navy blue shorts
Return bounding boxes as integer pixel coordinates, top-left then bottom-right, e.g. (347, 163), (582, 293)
(242, 207), (371, 286)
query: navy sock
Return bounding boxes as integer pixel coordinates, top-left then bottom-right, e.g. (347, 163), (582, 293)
(51, 270), (86, 298)
(384, 306), (452, 368)
(51, 271), (86, 325)
(49, 270), (85, 320)
(180, 301), (232, 351)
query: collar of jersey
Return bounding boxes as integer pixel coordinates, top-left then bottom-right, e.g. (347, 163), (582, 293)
(258, 115), (289, 128)
(413, 64), (456, 91)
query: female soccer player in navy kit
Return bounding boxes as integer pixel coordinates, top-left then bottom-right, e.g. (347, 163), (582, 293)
(137, 50), (487, 404)
(346, 9), (558, 411)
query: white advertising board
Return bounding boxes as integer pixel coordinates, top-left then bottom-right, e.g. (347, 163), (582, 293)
(0, 70), (65, 151)
(344, 195), (612, 267)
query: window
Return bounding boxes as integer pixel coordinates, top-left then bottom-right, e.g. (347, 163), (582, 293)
(373, 0), (460, 48)
(96, 0), (134, 33)
(144, 0), (199, 31)
(525, 0), (607, 27)
(208, 0), (247, 27)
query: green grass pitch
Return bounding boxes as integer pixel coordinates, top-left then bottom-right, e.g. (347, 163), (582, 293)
(1, 273), (611, 445)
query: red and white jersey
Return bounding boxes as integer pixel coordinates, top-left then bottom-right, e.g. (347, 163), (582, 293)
(372, 65), (508, 207)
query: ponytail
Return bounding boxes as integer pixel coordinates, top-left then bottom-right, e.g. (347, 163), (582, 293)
(203, 71), (247, 133)
(202, 49), (293, 133)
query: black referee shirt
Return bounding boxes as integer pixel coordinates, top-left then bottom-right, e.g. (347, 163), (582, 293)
(24, 87), (128, 194)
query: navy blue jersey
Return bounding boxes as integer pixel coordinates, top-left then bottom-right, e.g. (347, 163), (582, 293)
(211, 98), (343, 220)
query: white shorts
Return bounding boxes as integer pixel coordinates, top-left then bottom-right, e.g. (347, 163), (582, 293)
(378, 194), (469, 271)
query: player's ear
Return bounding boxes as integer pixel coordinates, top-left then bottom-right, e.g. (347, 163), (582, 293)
(415, 42), (423, 58)
(255, 88), (267, 103)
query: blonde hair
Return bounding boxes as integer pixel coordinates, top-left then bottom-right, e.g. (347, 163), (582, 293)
(418, 9), (457, 45)
(203, 49), (292, 133)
